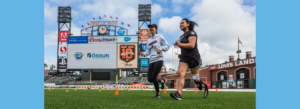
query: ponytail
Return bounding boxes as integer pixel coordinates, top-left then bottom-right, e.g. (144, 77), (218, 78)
(182, 18), (198, 30)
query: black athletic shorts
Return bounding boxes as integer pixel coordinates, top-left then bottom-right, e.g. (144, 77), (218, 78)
(179, 56), (202, 69)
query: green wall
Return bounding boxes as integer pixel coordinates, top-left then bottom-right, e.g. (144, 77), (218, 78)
(81, 69), (120, 81)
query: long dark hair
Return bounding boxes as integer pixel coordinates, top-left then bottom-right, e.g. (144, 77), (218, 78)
(182, 18), (198, 30)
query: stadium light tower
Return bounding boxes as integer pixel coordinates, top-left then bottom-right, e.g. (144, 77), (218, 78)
(138, 4), (151, 75)
(57, 6), (72, 76)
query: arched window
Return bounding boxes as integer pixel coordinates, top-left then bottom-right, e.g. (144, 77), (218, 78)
(236, 68), (250, 79)
(217, 71), (227, 81)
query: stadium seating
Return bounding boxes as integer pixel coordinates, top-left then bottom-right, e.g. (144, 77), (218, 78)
(118, 77), (150, 83)
(45, 77), (81, 84)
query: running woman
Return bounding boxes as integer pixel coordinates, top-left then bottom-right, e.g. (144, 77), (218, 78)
(170, 18), (208, 100)
(140, 23), (170, 98)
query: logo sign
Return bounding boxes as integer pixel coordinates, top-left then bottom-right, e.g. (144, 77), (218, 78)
(59, 31), (69, 42)
(117, 28), (125, 35)
(85, 29), (89, 32)
(58, 59), (67, 73)
(120, 45), (135, 63)
(139, 29), (150, 41)
(98, 25), (107, 34)
(88, 36), (117, 43)
(68, 37), (89, 44)
(117, 36), (138, 43)
(117, 44), (138, 68)
(90, 21), (118, 27)
(124, 37), (131, 42)
(58, 42), (67, 57)
(140, 58), (149, 67)
(139, 44), (147, 52)
(74, 52), (84, 60)
(87, 53), (109, 59)
(210, 66), (216, 70)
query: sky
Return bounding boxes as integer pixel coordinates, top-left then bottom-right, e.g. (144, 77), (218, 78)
(44, 0), (256, 71)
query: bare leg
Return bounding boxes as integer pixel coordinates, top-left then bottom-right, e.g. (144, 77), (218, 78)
(177, 63), (189, 94)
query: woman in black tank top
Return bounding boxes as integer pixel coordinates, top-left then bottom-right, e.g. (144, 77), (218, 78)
(170, 18), (208, 100)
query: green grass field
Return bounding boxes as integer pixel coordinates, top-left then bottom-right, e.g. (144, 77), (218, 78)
(45, 89), (255, 109)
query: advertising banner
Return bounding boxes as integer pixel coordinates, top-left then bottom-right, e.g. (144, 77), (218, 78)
(68, 36), (89, 44)
(117, 36), (138, 43)
(67, 43), (117, 69)
(58, 42), (68, 59)
(88, 36), (117, 44)
(117, 43), (138, 68)
(140, 58), (149, 67)
(227, 80), (236, 88)
(202, 81), (211, 89)
(139, 44), (147, 52)
(59, 31), (69, 42)
(139, 29), (150, 41)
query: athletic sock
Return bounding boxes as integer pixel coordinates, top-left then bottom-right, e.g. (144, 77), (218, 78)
(177, 92), (182, 96)
(192, 74), (200, 82)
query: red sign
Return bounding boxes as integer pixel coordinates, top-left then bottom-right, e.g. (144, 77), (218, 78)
(210, 66), (216, 70)
(202, 81), (211, 89)
(140, 29), (150, 41)
(60, 46), (67, 53)
(59, 31), (69, 42)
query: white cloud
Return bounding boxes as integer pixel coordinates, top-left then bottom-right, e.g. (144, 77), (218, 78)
(172, 0), (196, 4)
(44, 2), (57, 24)
(44, 31), (58, 47)
(152, 3), (163, 17)
(158, 16), (183, 37)
(189, 0), (256, 65)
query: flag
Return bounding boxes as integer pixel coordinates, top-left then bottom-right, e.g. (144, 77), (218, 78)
(128, 24), (130, 27)
(99, 16), (101, 19)
(239, 39), (243, 47)
(174, 43), (179, 48)
(82, 25), (84, 27)
(93, 17), (95, 20)
(110, 16), (113, 19)
(121, 22), (124, 25)
(87, 23), (89, 25)
(104, 14), (106, 17)
(116, 17), (118, 20)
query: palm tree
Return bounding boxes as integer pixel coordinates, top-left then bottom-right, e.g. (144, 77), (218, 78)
(50, 65), (55, 70)
(44, 63), (48, 70)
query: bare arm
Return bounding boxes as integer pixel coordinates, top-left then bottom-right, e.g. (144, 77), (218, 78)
(178, 36), (196, 49)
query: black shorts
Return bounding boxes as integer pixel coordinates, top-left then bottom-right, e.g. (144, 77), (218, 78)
(179, 56), (202, 69)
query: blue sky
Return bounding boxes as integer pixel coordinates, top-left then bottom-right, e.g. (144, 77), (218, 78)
(44, 0), (256, 70)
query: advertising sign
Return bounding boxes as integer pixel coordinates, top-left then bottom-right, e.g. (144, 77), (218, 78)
(67, 43), (117, 69)
(227, 80), (236, 88)
(117, 28), (125, 36)
(88, 36), (117, 44)
(139, 29), (150, 41)
(210, 66), (216, 70)
(240, 73), (244, 79)
(68, 36), (89, 44)
(57, 59), (67, 73)
(140, 58), (149, 67)
(117, 36), (138, 43)
(117, 43), (138, 68)
(139, 44), (147, 52)
(59, 31), (69, 42)
(58, 42), (68, 58)
(202, 81), (211, 89)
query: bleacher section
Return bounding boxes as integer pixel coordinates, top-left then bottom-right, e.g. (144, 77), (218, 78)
(45, 77), (81, 84)
(118, 77), (150, 83)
